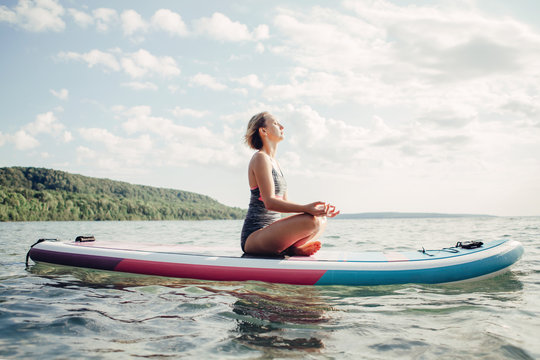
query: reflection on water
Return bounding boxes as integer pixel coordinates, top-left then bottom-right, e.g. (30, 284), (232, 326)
(29, 262), (208, 289)
(228, 284), (330, 353)
(29, 262), (332, 354)
(427, 271), (524, 295)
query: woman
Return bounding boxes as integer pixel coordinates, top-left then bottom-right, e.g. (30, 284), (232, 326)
(240, 112), (340, 256)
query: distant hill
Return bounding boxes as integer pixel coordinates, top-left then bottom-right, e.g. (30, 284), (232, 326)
(338, 212), (495, 219)
(0, 167), (246, 221)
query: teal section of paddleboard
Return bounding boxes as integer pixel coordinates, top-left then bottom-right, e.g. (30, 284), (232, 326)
(314, 239), (523, 285)
(306, 239), (507, 263)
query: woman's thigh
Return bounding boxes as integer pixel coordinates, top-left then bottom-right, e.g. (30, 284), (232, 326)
(244, 213), (322, 254)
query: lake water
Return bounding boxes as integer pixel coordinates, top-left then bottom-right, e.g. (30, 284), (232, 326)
(1, 217), (539, 359)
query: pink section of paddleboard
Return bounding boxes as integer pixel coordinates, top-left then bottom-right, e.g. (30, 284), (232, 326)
(114, 259), (326, 285)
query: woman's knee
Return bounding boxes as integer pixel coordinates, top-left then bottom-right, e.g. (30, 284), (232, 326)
(303, 214), (324, 231)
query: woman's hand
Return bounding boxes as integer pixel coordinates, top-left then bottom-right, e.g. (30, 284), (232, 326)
(303, 201), (328, 216)
(304, 202), (340, 217)
(324, 203), (340, 218)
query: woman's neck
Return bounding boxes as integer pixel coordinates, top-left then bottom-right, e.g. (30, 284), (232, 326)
(261, 142), (278, 158)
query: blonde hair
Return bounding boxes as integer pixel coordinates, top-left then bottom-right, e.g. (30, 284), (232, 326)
(244, 112), (269, 150)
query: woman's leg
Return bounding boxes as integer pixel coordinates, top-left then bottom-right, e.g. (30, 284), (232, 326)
(285, 216), (327, 256)
(243, 213), (327, 256)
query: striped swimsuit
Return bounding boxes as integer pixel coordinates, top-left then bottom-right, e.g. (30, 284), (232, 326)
(240, 165), (287, 252)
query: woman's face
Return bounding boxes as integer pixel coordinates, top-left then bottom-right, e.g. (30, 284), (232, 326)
(263, 115), (284, 141)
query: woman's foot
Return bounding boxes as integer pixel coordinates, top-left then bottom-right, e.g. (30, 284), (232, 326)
(287, 241), (321, 256)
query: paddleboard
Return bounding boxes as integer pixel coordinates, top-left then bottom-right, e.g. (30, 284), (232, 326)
(27, 238), (523, 286)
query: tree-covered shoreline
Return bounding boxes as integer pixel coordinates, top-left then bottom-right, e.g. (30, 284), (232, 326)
(0, 167), (246, 221)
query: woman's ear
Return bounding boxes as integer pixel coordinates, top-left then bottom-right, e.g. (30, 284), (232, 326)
(259, 127), (266, 136)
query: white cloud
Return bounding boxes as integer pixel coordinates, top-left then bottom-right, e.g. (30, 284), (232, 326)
(194, 12), (250, 41)
(92, 7), (117, 32)
(118, 106), (215, 143)
(79, 128), (117, 145)
(76, 146), (96, 160)
(189, 73), (227, 91)
(57, 49), (121, 71)
(501, 94), (540, 120)
(1, 110), (71, 151)
(78, 127), (153, 167)
(0, 6), (17, 24)
(24, 111), (64, 136)
(416, 106), (478, 129)
(102, 105), (245, 168)
(272, 7), (385, 73)
(253, 24), (269, 40)
(277, 3), (537, 81)
(1, 3), (271, 45)
(233, 74), (263, 89)
(255, 42), (265, 53)
(0, 0), (65, 32)
(121, 49), (180, 78)
(63, 131), (73, 142)
(151, 9), (188, 37)
(264, 70), (378, 105)
(171, 106), (209, 118)
(50, 88), (68, 100)
(57, 48), (180, 78)
(12, 130), (39, 150)
(193, 12), (267, 42)
(121, 9), (147, 36)
(121, 81), (158, 91)
(278, 105), (331, 148)
(265, 1), (540, 133)
(120, 105), (151, 118)
(0, 132), (7, 147)
(69, 7), (142, 35)
(68, 8), (93, 28)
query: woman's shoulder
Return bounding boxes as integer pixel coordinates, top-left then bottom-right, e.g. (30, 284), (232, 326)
(250, 151), (272, 169)
(251, 151), (270, 162)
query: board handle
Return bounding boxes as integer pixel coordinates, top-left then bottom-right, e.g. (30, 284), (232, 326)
(75, 235), (96, 242)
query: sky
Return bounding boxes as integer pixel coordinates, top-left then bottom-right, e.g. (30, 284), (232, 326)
(1, 0), (539, 216)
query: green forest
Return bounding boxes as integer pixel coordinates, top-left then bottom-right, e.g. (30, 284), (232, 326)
(0, 167), (246, 221)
